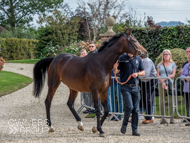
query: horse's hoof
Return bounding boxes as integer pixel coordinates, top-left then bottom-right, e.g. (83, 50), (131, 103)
(78, 125), (84, 131)
(100, 133), (106, 137)
(92, 126), (98, 133)
(49, 127), (54, 132)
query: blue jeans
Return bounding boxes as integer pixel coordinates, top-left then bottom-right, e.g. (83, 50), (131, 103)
(107, 89), (111, 113)
(111, 84), (123, 118)
(121, 85), (140, 132)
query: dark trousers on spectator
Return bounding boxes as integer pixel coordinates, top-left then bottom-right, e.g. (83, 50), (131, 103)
(139, 79), (158, 120)
(184, 92), (190, 117)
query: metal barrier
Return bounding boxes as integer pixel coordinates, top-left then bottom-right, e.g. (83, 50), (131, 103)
(175, 77), (190, 126)
(139, 77), (175, 125)
(77, 76), (178, 125)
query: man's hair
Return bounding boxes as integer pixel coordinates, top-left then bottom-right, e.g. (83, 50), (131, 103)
(80, 49), (87, 53)
(89, 42), (95, 45)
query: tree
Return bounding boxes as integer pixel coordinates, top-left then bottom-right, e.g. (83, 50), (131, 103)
(0, 0), (64, 30)
(36, 9), (80, 58)
(144, 16), (161, 29)
(76, 0), (129, 42)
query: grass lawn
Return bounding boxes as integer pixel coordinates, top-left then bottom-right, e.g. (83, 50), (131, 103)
(6, 59), (40, 64)
(0, 71), (33, 96)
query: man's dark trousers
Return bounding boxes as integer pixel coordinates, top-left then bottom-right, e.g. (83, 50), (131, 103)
(140, 79), (158, 120)
(121, 85), (140, 132)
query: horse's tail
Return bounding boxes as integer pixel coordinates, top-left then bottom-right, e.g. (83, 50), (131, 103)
(33, 57), (54, 98)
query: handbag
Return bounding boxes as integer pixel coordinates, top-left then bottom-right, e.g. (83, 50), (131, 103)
(163, 64), (175, 95)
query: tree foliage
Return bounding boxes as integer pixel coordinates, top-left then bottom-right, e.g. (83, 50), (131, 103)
(0, 0), (63, 30)
(36, 9), (80, 58)
(76, 0), (129, 42)
(0, 27), (37, 39)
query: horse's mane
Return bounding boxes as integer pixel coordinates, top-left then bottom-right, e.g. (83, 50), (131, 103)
(98, 33), (124, 52)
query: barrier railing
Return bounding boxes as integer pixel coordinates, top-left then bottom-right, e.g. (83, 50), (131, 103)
(77, 76), (190, 126)
(175, 77), (190, 126)
(139, 77), (176, 125)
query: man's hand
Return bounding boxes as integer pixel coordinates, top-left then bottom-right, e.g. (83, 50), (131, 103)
(113, 61), (119, 69)
(131, 73), (138, 78)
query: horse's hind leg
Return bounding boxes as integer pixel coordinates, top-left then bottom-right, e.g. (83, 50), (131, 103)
(91, 88), (105, 137)
(45, 75), (60, 132)
(100, 91), (109, 126)
(67, 89), (84, 131)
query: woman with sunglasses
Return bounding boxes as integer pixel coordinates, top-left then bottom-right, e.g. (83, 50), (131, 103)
(156, 49), (177, 124)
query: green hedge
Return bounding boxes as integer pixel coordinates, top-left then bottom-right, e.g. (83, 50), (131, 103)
(0, 38), (38, 60)
(115, 25), (190, 62)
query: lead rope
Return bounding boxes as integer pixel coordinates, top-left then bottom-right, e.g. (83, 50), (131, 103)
(114, 68), (131, 85)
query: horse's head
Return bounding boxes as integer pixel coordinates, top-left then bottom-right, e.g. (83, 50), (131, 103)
(123, 29), (148, 58)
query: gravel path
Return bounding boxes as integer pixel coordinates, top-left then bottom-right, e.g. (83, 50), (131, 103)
(0, 63), (190, 143)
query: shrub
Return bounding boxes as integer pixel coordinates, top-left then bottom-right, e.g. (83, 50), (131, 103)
(0, 27), (37, 39)
(0, 57), (5, 71)
(39, 42), (60, 58)
(0, 38), (37, 60)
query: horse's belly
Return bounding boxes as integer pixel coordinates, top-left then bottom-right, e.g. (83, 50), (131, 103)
(61, 80), (91, 93)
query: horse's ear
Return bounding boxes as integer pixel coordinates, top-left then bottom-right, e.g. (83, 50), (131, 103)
(126, 29), (132, 35)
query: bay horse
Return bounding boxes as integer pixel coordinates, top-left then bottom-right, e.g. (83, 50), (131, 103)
(33, 29), (147, 137)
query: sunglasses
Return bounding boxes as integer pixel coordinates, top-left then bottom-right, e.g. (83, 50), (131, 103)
(89, 46), (94, 48)
(163, 54), (170, 56)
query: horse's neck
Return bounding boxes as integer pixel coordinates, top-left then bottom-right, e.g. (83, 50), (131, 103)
(97, 44), (123, 72)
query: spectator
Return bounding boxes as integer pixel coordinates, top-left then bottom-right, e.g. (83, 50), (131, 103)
(156, 49), (177, 124)
(139, 56), (158, 124)
(108, 68), (123, 121)
(88, 42), (98, 54)
(80, 49), (87, 57)
(114, 53), (145, 136)
(80, 49), (94, 114)
(178, 47), (190, 123)
(83, 42), (102, 114)
(180, 53), (190, 126)
(179, 47), (190, 76)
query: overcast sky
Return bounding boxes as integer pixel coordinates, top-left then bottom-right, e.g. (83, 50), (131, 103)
(64, 0), (190, 24)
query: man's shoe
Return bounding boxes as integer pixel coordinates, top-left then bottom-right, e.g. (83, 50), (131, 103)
(88, 109), (96, 114)
(170, 118), (174, 124)
(111, 116), (116, 121)
(132, 131), (140, 136)
(83, 109), (89, 114)
(185, 123), (190, 126)
(120, 125), (127, 134)
(142, 119), (153, 124)
(117, 116), (122, 120)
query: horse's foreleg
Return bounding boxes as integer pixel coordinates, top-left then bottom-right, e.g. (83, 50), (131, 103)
(100, 92), (109, 126)
(45, 76), (60, 132)
(91, 89), (105, 137)
(67, 89), (84, 131)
